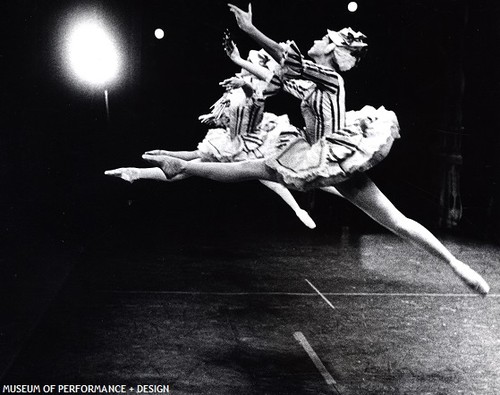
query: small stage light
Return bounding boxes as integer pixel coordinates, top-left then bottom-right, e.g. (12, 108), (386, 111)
(348, 2), (358, 12)
(155, 28), (165, 39)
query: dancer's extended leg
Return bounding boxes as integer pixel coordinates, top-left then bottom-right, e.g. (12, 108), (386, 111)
(142, 155), (489, 294)
(104, 167), (168, 183)
(104, 158), (208, 183)
(142, 155), (274, 182)
(335, 173), (489, 295)
(144, 149), (201, 161)
(259, 180), (316, 229)
(320, 186), (344, 198)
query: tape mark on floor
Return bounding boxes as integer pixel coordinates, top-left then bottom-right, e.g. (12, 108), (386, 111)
(293, 331), (340, 393)
(305, 279), (336, 310)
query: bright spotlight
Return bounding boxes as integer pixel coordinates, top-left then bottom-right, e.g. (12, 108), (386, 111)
(67, 19), (121, 87)
(348, 2), (358, 12)
(155, 28), (165, 39)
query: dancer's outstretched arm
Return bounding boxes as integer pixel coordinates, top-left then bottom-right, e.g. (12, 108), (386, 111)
(219, 76), (255, 98)
(228, 3), (284, 63)
(223, 35), (273, 81)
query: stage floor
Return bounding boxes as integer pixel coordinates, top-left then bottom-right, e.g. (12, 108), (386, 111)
(2, 231), (499, 394)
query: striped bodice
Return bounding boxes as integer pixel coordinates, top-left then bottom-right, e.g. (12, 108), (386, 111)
(299, 78), (345, 144)
(267, 40), (346, 144)
(223, 88), (265, 139)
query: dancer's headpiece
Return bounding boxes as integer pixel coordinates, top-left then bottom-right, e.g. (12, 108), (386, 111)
(326, 27), (367, 71)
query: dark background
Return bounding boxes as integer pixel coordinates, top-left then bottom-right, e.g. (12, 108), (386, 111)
(2, 0), (500, 247)
(1, 0), (500, 294)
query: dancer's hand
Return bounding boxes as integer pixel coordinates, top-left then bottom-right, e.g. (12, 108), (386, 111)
(144, 149), (170, 156)
(223, 31), (241, 62)
(198, 113), (216, 124)
(228, 3), (253, 32)
(219, 76), (245, 90)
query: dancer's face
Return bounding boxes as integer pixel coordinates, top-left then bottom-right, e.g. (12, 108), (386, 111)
(307, 35), (334, 57)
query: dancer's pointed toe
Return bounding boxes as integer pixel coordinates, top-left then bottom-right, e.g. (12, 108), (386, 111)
(104, 168), (136, 183)
(296, 209), (316, 229)
(452, 261), (490, 296)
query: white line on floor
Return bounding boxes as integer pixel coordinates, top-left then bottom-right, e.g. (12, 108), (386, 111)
(97, 290), (499, 297)
(293, 331), (339, 393)
(305, 279), (336, 310)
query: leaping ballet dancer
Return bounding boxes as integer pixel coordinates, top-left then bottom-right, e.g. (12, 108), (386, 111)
(142, 3), (490, 295)
(105, 34), (316, 229)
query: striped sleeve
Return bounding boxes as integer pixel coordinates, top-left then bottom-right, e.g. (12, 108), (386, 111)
(264, 70), (313, 100)
(282, 40), (340, 93)
(261, 74), (282, 100)
(282, 79), (314, 100)
(281, 41), (303, 79)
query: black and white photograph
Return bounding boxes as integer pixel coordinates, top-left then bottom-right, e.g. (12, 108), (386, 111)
(1, 0), (499, 393)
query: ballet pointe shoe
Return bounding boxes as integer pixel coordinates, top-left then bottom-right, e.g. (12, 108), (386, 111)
(104, 168), (136, 183)
(451, 261), (490, 296)
(142, 155), (184, 179)
(296, 209), (316, 229)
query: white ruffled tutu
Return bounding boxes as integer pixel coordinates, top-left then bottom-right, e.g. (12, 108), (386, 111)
(197, 112), (296, 162)
(266, 105), (400, 191)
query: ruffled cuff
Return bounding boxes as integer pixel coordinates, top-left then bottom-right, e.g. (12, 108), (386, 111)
(281, 40), (304, 79)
